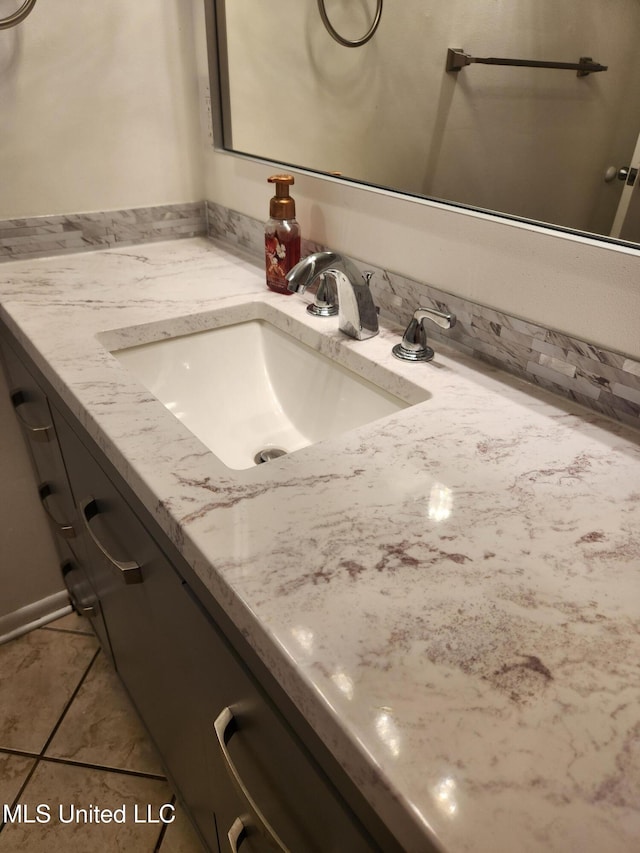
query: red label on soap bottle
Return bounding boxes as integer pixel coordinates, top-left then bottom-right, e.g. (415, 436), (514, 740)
(265, 229), (300, 295)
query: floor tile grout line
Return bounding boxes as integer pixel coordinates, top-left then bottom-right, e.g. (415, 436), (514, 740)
(1, 642), (101, 834)
(38, 640), (169, 781)
(1, 646), (169, 836)
(0, 627), (207, 851)
(0, 746), (165, 781)
(35, 754), (168, 782)
(40, 625), (95, 637)
(39, 646), (101, 757)
(0, 746), (40, 759)
(0, 756), (40, 834)
(0, 758), (168, 837)
(153, 794), (177, 852)
(1, 638), (171, 780)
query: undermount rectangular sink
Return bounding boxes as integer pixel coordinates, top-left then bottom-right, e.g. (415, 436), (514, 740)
(109, 317), (419, 470)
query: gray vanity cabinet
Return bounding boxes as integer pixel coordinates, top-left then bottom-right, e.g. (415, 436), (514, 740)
(51, 400), (384, 853)
(50, 403), (225, 851)
(168, 582), (381, 853)
(1, 327), (404, 853)
(0, 338), (76, 540)
(0, 335), (111, 654)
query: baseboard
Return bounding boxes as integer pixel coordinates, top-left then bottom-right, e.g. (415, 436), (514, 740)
(0, 591), (72, 645)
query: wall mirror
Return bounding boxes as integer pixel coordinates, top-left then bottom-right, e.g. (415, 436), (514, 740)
(207, 0), (640, 248)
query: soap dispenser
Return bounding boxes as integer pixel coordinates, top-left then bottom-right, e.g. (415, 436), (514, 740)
(265, 174), (301, 295)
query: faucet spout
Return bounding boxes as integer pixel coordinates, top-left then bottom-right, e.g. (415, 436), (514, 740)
(286, 251), (379, 341)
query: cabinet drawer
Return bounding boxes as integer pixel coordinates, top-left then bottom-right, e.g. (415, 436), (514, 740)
(0, 337), (53, 446)
(177, 583), (378, 853)
(1, 337), (80, 548)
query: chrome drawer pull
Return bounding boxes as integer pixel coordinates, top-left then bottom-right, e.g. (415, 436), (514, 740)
(10, 389), (52, 442)
(81, 497), (143, 585)
(214, 706), (290, 853)
(38, 482), (75, 539)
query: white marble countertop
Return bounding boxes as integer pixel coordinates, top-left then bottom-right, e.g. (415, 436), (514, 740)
(1, 238), (639, 853)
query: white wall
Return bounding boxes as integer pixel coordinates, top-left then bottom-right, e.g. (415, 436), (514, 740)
(0, 0), (204, 218)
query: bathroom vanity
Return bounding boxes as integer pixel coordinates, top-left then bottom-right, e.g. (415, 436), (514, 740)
(1, 237), (639, 852)
(0, 315), (400, 853)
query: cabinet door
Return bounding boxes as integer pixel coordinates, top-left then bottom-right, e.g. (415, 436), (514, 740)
(51, 404), (221, 851)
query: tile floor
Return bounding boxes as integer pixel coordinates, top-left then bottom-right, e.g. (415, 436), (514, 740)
(0, 611), (207, 852)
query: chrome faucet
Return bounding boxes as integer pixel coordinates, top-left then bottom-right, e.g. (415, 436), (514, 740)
(286, 251), (379, 341)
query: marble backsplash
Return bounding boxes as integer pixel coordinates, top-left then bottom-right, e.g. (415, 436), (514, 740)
(1, 199), (638, 428)
(0, 202), (206, 261)
(206, 200), (640, 429)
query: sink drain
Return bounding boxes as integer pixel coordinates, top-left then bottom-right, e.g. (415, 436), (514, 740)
(254, 447), (288, 465)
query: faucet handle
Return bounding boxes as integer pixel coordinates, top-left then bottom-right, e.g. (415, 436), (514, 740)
(392, 307), (457, 362)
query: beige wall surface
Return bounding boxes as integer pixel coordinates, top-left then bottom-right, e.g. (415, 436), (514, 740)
(0, 0), (204, 218)
(0, 0), (205, 626)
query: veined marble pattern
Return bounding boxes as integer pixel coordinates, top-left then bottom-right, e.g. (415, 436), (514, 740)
(207, 201), (640, 429)
(0, 203), (206, 262)
(0, 238), (639, 852)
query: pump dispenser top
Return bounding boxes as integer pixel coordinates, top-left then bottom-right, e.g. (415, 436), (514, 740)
(265, 174), (300, 295)
(268, 174), (296, 219)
